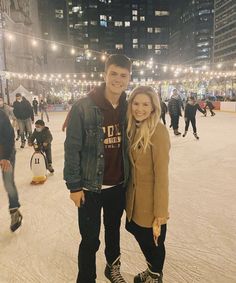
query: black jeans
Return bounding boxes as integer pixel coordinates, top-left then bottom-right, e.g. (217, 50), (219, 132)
(170, 115), (180, 130)
(161, 113), (166, 125)
(42, 144), (52, 164)
(126, 220), (167, 274)
(185, 117), (197, 133)
(77, 184), (125, 283)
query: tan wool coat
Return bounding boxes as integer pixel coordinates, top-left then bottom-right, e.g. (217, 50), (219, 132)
(126, 122), (170, 228)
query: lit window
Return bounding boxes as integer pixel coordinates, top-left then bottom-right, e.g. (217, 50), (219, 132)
(133, 39), (138, 43)
(69, 24), (73, 28)
(125, 21), (130, 27)
(155, 50), (161, 54)
(147, 27), (153, 33)
(133, 44), (138, 49)
(72, 6), (81, 13)
(155, 45), (161, 49)
(90, 21), (97, 26)
(155, 27), (161, 33)
(115, 44), (123, 49)
(100, 15), (107, 20)
(100, 20), (107, 27)
(55, 9), (63, 19)
(140, 16), (145, 21)
(132, 10), (138, 15)
(74, 24), (82, 29)
(109, 16), (112, 20)
(155, 11), (169, 16)
(84, 21), (88, 26)
(148, 45), (153, 49)
(84, 44), (88, 49)
(132, 16), (138, 21)
(115, 21), (123, 26)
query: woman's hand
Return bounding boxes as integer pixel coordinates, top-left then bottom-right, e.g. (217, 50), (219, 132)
(152, 218), (161, 246)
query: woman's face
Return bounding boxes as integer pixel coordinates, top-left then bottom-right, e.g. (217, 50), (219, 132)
(131, 93), (153, 122)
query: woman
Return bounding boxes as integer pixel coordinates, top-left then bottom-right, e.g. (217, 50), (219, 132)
(126, 86), (170, 283)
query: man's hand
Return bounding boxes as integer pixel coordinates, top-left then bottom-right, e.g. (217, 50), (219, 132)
(0, 159), (12, 172)
(70, 190), (85, 207)
(153, 218), (161, 246)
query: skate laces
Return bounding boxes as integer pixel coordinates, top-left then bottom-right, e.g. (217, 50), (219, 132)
(138, 269), (149, 281)
(110, 263), (126, 283)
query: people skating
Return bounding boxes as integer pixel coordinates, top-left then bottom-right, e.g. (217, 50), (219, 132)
(39, 99), (49, 122)
(160, 100), (167, 125)
(64, 54), (131, 283)
(168, 89), (182, 135)
(182, 97), (206, 140)
(126, 86), (170, 283)
(204, 99), (215, 116)
(32, 97), (39, 115)
(13, 93), (34, 148)
(0, 109), (23, 232)
(28, 120), (54, 173)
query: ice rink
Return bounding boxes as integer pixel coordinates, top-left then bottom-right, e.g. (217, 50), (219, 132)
(0, 110), (236, 283)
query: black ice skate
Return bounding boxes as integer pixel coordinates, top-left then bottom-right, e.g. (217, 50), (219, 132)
(10, 209), (23, 232)
(193, 132), (199, 140)
(182, 131), (187, 137)
(20, 141), (25, 148)
(48, 164), (54, 173)
(145, 271), (163, 283)
(104, 257), (127, 283)
(134, 269), (149, 283)
(174, 129), (181, 136)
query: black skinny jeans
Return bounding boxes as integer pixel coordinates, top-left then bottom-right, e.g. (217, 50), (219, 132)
(170, 115), (180, 130)
(126, 220), (167, 274)
(185, 117), (197, 133)
(77, 184), (125, 283)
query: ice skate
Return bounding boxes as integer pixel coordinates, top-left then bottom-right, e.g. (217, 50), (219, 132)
(10, 209), (23, 232)
(193, 132), (199, 140)
(104, 257), (127, 283)
(20, 141), (25, 148)
(174, 129), (181, 136)
(145, 271), (163, 283)
(134, 269), (149, 283)
(48, 164), (54, 173)
(182, 131), (187, 137)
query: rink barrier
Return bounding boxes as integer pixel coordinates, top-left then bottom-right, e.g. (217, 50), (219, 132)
(47, 104), (68, 112)
(220, 102), (236, 112)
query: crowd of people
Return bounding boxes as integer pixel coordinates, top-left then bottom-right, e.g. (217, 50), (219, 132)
(0, 54), (216, 283)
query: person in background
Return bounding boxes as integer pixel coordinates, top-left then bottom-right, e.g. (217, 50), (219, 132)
(168, 89), (182, 135)
(0, 109), (23, 232)
(126, 86), (170, 283)
(13, 93), (34, 148)
(204, 99), (215, 116)
(32, 97), (39, 116)
(160, 100), (167, 125)
(39, 99), (49, 122)
(183, 96), (206, 139)
(28, 119), (54, 173)
(64, 54), (131, 283)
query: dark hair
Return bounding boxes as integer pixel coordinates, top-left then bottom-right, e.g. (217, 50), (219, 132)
(105, 54), (132, 72)
(35, 119), (45, 126)
(15, 93), (22, 97)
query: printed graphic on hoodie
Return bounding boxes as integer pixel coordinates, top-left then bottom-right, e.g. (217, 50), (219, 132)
(103, 123), (121, 148)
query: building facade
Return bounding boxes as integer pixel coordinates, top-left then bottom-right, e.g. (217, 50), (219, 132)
(169, 0), (214, 67)
(213, 0), (236, 66)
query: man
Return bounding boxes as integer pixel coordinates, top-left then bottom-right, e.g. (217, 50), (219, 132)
(32, 97), (39, 115)
(0, 94), (16, 120)
(168, 89), (183, 135)
(64, 54), (131, 283)
(13, 93), (34, 148)
(0, 109), (22, 232)
(39, 99), (49, 122)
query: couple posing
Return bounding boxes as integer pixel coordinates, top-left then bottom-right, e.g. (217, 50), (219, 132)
(64, 54), (170, 283)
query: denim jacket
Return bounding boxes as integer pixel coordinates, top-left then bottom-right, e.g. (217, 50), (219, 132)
(63, 85), (130, 193)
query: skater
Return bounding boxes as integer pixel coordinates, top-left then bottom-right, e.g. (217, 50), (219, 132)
(183, 97), (205, 139)
(168, 89), (182, 135)
(126, 86), (170, 283)
(204, 99), (215, 116)
(28, 119), (54, 173)
(32, 97), (38, 115)
(64, 54), (131, 283)
(39, 99), (49, 122)
(0, 109), (23, 232)
(13, 93), (34, 148)
(160, 100), (167, 125)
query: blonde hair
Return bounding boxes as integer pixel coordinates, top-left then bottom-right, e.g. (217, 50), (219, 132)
(127, 86), (161, 152)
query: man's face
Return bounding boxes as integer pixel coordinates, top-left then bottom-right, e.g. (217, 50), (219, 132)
(103, 64), (130, 96)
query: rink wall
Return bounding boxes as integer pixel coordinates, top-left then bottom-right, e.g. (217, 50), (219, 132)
(220, 102), (236, 112)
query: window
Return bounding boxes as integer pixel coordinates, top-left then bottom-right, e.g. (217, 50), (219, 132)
(55, 9), (63, 19)
(155, 27), (161, 33)
(148, 45), (153, 49)
(147, 27), (153, 33)
(100, 20), (107, 27)
(132, 16), (138, 21)
(84, 21), (88, 26)
(132, 10), (138, 15)
(155, 11), (169, 16)
(140, 16), (145, 21)
(84, 44), (89, 49)
(133, 44), (138, 49)
(90, 21), (97, 26)
(125, 21), (130, 27)
(72, 6), (81, 13)
(115, 44), (123, 49)
(100, 15), (107, 20)
(115, 21), (123, 26)
(133, 38), (138, 43)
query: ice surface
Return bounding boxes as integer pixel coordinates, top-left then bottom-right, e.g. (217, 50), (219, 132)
(0, 111), (236, 283)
